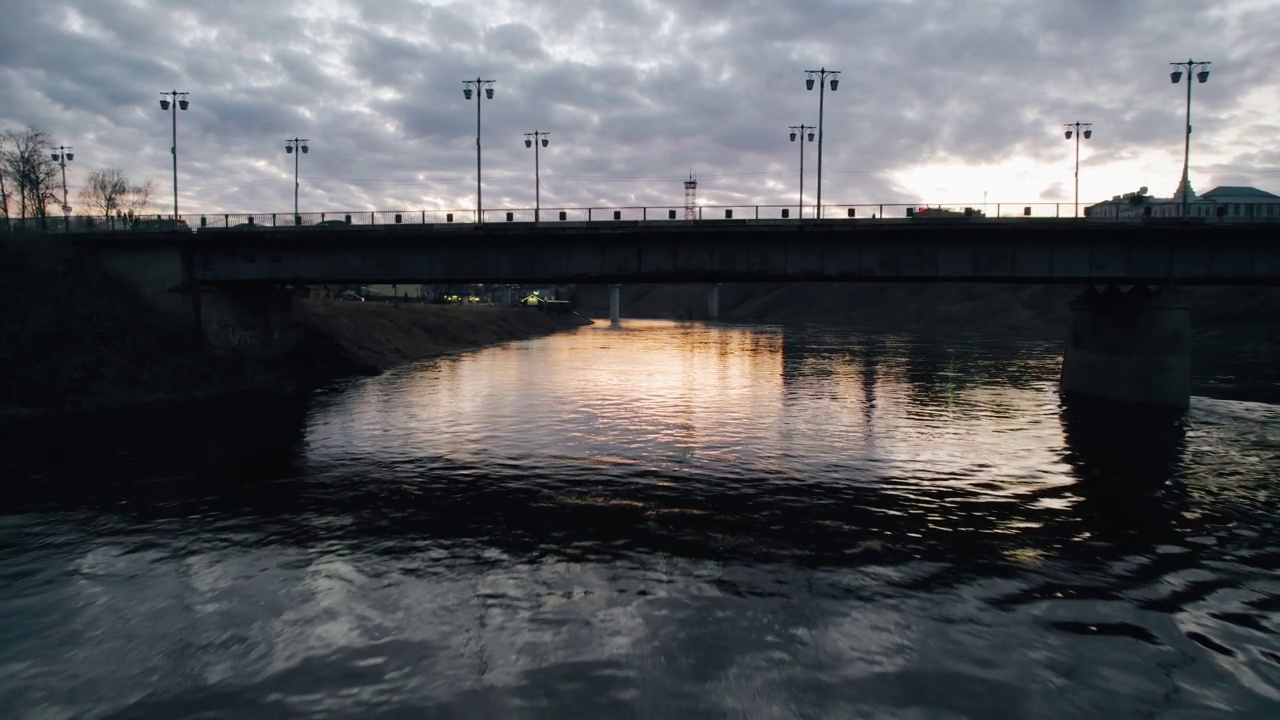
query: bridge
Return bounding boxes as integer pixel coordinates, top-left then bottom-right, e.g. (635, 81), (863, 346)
(176, 217), (1277, 286)
(57, 212), (1280, 411)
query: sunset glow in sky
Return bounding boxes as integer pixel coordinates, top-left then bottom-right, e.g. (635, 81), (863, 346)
(2, 0), (1278, 215)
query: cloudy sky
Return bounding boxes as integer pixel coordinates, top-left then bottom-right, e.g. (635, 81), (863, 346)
(2, 0), (1278, 217)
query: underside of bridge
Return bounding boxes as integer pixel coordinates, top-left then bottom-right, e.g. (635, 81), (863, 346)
(87, 272), (1202, 407)
(84, 222), (1264, 408)
(127, 276), (1200, 407)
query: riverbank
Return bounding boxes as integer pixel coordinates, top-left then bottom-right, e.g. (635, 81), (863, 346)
(0, 233), (590, 417)
(303, 301), (592, 373)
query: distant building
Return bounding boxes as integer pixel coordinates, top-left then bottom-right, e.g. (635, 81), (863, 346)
(1201, 186), (1280, 220)
(1086, 183), (1280, 220)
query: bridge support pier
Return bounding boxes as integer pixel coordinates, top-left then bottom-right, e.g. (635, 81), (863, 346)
(708, 283), (721, 321)
(1060, 285), (1190, 409)
(200, 285), (306, 357)
(609, 284), (622, 327)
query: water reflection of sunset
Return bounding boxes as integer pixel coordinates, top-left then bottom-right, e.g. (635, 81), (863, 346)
(309, 321), (1075, 513)
(12, 324), (1280, 720)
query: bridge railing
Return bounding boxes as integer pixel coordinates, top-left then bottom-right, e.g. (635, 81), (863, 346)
(7, 202), (1280, 234)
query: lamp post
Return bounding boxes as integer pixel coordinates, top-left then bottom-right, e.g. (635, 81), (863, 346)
(524, 130), (549, 222)
(804, 67), (840, 219)
(788, 125), (815, 219)
(462, 77), (495, 223)
(1062, 122), (1092, 218)
(159, 90), (189, 231)
(1170, 59), (1211, 219)
(285, 138), (310, 224)
(50, 145), (74, 232)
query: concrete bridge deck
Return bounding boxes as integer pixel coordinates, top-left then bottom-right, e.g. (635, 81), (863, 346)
(77, 218), (1280, 286)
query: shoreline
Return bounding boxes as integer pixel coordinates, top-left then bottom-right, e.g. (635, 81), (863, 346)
(301, 300), (593, 375)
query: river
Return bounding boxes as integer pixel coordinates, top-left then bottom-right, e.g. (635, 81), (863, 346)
(2, 320), (1278, 718)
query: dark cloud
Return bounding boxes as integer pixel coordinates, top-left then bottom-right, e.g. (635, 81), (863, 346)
(2, 0), (1276, 216)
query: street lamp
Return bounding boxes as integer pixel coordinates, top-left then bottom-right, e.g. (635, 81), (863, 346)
(1170, 59), (1211, 218)
(788, 125), (815, 219)
(159, 90), (189, 231)
(285, 138), (310, 224)
(804, 67), (840, 219)
(1062, 122), (1093, 218)
(50, 145), (74, 232)
(524, 130), (549, 222)
(462, 77), (496, 223)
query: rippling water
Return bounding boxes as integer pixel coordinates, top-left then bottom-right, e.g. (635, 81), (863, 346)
(2, 320), (1278, 719)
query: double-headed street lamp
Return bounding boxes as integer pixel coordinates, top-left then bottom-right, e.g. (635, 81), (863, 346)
(788, 125), (815, 219)
(524, 130), (549, 222)
(159, 90), (189, 231)
(1063, 122), (1093, 218)
(1170, 59), (1211, 218)
(285, 138), (310, 223)
(50, 145), (74, 232)
(804, 68), (840, 219)
(462, 77), (495, 223)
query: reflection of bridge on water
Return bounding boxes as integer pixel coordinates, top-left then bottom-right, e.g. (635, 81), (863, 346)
(781, 329), (1068, 403)
(776, 329), (1064, 451)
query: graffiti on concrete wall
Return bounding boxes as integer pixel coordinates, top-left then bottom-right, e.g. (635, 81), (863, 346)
(210, 322), (303, 356)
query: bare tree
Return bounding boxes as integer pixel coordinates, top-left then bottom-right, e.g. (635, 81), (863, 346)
(0, 126), (59, 220)
(0, 168), (9, 221)
(78, 168), (154, 224)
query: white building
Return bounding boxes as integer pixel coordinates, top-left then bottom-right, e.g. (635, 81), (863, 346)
(1085, 183), (1280, 220)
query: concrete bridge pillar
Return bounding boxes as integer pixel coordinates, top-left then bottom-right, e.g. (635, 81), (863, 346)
(201, 285), (305, 357)
(504, 285), (513, 308)
(1060, 285), (1191, 409)
(708, 283), (721, 321)
(609, 284), (622, 327)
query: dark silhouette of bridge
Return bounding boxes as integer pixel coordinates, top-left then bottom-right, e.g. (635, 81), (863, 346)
(79, 218), (1280, 286)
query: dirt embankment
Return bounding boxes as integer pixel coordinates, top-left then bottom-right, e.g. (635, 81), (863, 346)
(303, 301), (592, 372)
(0, 233), (590, 416)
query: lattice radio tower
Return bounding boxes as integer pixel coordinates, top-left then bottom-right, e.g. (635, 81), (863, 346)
(683, 170), (698, 220)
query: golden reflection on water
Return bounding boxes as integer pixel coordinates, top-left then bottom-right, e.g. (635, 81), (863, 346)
(8, 322), (1280, 720)
(309, 320), (1076, 512)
